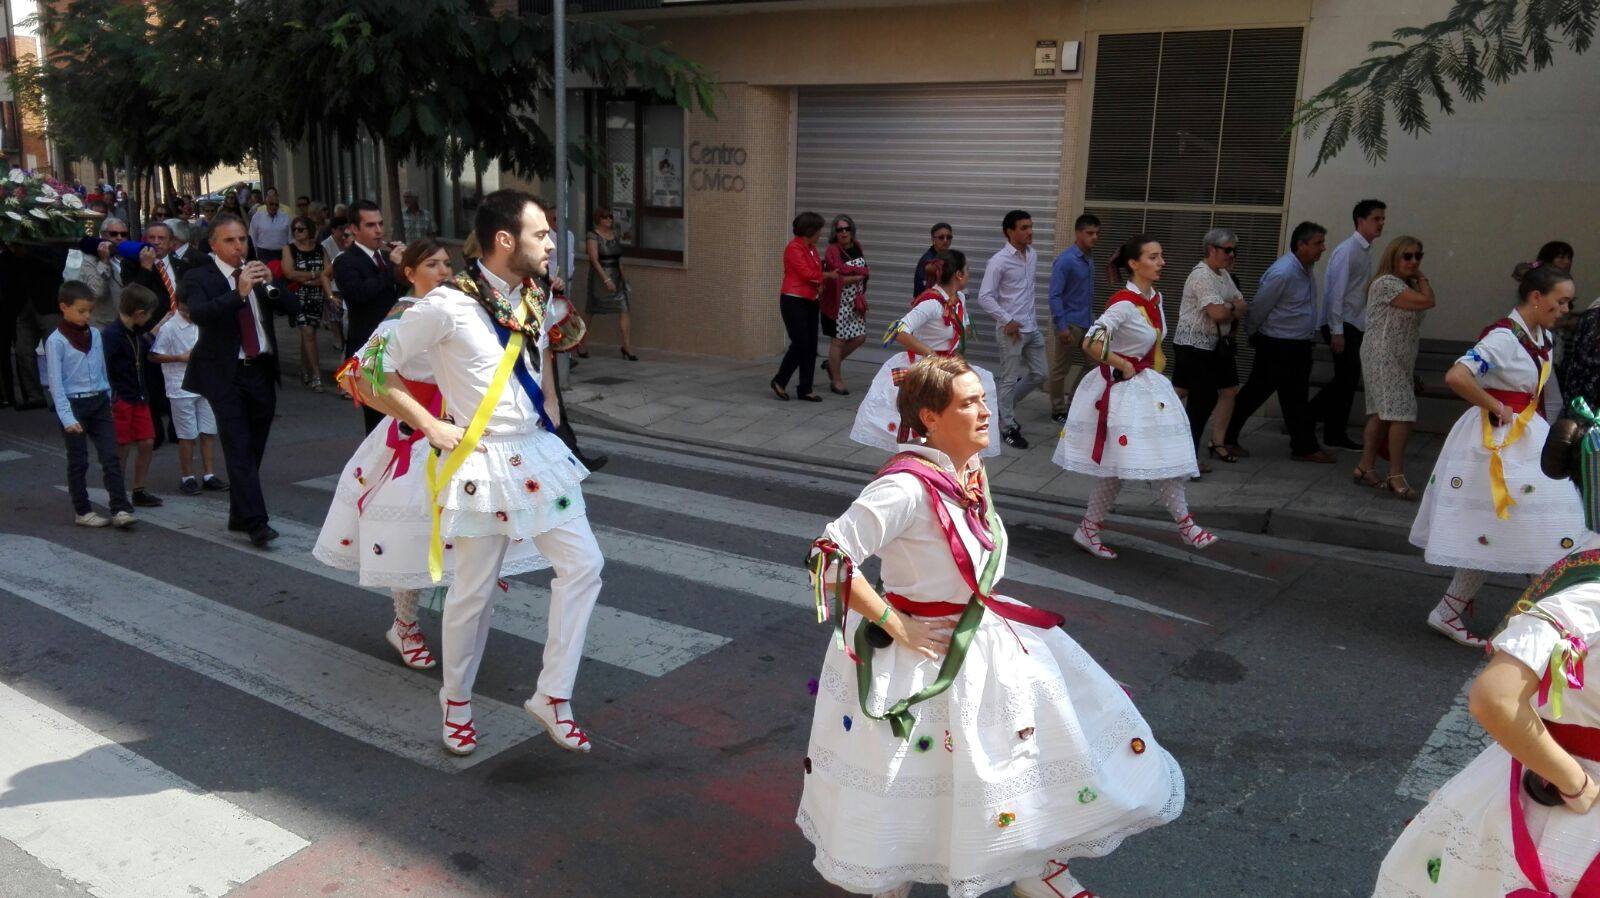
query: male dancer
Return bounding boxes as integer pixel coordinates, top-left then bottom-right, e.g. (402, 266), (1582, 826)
(361, 190), (603, 755)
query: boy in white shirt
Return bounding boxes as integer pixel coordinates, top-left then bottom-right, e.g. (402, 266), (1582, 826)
(150, 298), (228, 495)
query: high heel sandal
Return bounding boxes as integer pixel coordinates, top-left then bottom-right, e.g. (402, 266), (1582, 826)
(1352, 466), (1382, 487)
(310, 376), (325, 394)
(1207, 442), (1238, 463)
(1386, 473), (1419, 501)
(620, 347), (639, 361)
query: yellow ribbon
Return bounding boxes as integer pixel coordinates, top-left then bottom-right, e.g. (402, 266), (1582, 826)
(1481, 360), (1550, 520)
(425, 298), (530, 582)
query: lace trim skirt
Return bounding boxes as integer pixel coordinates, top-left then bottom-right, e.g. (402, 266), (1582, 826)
(312, 419), (551, 588)
(1052, 368), (1199, 481)
(1374, 744), (1600, 897)
(797, 605), (1184, 897)
(849, 353), (1000, 457)
(1408, 410), (1589, 573)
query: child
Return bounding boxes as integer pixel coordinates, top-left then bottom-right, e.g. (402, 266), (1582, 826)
(150, 297), (228, 495)
(101, 283), (163, 507)
(46, 280), (135, 528)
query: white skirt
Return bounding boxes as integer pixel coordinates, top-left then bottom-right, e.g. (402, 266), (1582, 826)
(797, 606), (1184, 898)
(311, 422), (571, 588)
(1374, 744), (1600, 897)
(1409, 409), (1588, 573)
(1052, 369), (1198, 480)
(849, 353), (1001, 457)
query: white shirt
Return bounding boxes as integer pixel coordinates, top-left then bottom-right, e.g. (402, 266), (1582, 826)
(212, 255), (272, 359)
(1089, 281), (1165, 358)
(321, 237), (343, 296)
(1176, 262), (1241, 350)
(384, 264), (550, 436)
(150, 315), (199, 399)
(1458, 308), (1548, 395)
(975, 242), (1039, 333)
(1322, 231), (1373, 335)
(249, 206), (293, 252)
(364, 306), (435, 384)
(896, 287), (969, 354)
(815, 443), (1004, 603)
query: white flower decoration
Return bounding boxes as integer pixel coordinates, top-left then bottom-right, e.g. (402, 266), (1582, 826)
(5, 210), (23, 220)
(7, 169), (24, 184)
(62, 194), (83, 210)
(29, 208), (49, 219)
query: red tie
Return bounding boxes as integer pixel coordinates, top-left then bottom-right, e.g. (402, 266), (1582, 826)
(158, 260), (178, 312)
(233, 269), (262, 359)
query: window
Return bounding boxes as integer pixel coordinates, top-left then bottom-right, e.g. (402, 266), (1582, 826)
(1082, 27), (1304, 365)
(585, 92), (685, 262)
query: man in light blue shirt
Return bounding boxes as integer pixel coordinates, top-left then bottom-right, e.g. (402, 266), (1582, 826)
(974, 210), (1044, 448)
(1310, 199), (1386, 448)
(1045, 213), (1100, 423)
(1224, 221), (1332, 461)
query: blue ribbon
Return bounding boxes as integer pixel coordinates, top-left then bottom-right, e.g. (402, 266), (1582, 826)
(491, 321), (556, 435)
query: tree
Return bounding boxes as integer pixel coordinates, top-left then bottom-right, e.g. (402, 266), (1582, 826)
(1294, 0), (1597, 173)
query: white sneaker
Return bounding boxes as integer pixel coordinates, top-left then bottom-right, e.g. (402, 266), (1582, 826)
(74, 511), (110, 527)
(385, 619), (437, 670)
(110, 511), (136, 529)
(1015, 860), (1096, 898)
(440, 694), (477, 756)
(524, 693), (592, 753)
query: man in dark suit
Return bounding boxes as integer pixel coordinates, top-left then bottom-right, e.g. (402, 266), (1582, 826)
(181, 213), (299, 547)
(332, 199), (406, 433)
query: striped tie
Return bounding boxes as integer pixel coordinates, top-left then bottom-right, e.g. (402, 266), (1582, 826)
(158, 259), (178, 312)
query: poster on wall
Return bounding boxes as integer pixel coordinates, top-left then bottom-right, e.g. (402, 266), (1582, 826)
(610, 162), (635, 207)
(612, 205), (635, 244)
(649, 148), (683, 208)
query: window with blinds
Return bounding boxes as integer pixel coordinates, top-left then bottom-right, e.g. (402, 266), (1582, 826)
(1083, 27), (1304, 369)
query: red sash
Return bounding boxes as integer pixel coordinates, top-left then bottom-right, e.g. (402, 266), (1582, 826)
(905, 288), (966, 360)
(356, 378), (443, 514)
(1488, 389), (1537, 415)
(1091, 290), (1164, 464)
(1480, 317), (1553, 419)
(1509, 720), (1600, 897)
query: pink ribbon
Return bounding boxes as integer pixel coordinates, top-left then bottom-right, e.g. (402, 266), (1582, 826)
(356, 381), (442, 515)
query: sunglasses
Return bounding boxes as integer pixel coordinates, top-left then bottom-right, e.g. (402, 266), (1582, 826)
(103, 230), (129, 238)
(1214, 245), (1237, 254)
(835, 226), (853, 233)
(933, 233), (952, 240)
(292, 226), (309, 232)
(1402, 251), (1424, 262)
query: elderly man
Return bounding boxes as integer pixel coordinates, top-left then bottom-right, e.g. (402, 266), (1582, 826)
(247, 188), (292, 262)
(1222, 221), (1331, 462)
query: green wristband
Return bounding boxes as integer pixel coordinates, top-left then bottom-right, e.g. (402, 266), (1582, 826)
(875, 606), (893, 627)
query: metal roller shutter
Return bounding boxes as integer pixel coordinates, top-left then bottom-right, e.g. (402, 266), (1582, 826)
(795, 83), (1066, 367)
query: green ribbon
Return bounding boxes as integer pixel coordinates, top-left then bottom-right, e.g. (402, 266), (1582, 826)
(849, 481), (1006, 740)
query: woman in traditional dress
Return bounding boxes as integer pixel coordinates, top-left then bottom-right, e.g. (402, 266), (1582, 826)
(1374, 414), (1600, 897)
(819, 214), (870, 395)
(802, 355), (1184, 898)
(1353, 235), (1435, 498)
(850, 249), (999, 457)
(1051, 234), (1216, 560)
(312, 237), (547, 670)
(1410, 264), (1588, 649)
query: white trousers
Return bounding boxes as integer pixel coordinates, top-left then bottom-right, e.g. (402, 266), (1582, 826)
(440, 514), (604, 703)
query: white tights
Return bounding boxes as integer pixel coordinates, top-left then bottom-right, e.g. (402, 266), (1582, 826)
(1443, 568), (1489, 605)
(392, 588), (421, 624)
(1084, 477), (1191, 526)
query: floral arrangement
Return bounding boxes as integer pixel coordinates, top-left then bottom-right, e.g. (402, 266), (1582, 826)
(0, 168), (101, 244)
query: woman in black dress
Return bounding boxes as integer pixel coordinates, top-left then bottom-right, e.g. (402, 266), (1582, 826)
(282, 215), (328, 392)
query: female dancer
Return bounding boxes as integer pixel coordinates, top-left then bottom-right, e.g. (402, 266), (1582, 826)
(1374, 415), (1600, 896)
(802, 355), (1183, 898)
(1052, 234), (1216, 559)
(312, 237), (546, 670)
(849, 250), (999, 457)
(1410, 264), (1588, 648)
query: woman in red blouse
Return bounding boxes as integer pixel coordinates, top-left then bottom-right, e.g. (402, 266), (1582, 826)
(771, 211), (832, 401)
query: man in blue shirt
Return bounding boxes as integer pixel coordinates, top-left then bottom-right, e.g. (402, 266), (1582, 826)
(911, 222), (953, 297)
(1045, 213), (1100, 423)
(1223, 221), (1333, 462)
(1309, 199), (1386, 449)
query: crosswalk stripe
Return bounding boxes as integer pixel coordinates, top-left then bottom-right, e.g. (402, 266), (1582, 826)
(0, 449), (27, 463)
(0, 533), (530, 772)
(1395, 664), (1493, 801)
(575, 472), (1208, 625)
(0, 680), (309, 898)
(75, 488), (730, 678)
(291, 478), (816, 610)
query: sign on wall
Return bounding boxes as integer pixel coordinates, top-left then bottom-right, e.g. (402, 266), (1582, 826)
(650, 147), (683, 207)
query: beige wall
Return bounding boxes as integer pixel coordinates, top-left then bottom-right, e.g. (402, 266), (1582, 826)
(1289, 0), (1600, 341)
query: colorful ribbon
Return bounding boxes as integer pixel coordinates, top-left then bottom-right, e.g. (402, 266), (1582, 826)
(1480, 360), (1549, 520)
(1572, 397), (1600, 533)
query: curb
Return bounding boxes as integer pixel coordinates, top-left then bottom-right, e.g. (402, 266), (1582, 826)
(568, 404), (1420, 556)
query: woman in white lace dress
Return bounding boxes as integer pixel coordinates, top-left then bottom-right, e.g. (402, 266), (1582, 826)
(1354, 236), (1435, 499)
(1051, 234), (1216, 560)
(802, 355), (1183, 898)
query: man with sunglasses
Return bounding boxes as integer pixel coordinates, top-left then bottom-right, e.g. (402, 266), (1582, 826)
(1311, 199), (1386, 450)
(912, 222), (953, 297)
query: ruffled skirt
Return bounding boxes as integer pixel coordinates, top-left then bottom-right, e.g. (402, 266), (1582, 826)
(1374, 744), (1600, 896)
(312, 423), (576, 587)
(1409, 410), (1588, 573)
(797, 605), (1184, 897)
(1052, 369), (1198, 480)
(849, 353), (1001, 457)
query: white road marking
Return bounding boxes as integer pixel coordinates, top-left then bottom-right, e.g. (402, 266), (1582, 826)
(0, 533), (528, 772)
(0, 681), (308, 898)
(1395, 664), (1493, 801)
(0, 449), (27, 463)
(78, 488), (729, 679)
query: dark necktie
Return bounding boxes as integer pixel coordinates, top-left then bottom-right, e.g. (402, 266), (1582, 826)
(373, 248), (386, 276)
(233, 269), (262, 359)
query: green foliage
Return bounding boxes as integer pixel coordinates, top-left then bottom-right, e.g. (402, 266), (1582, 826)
(1295, 0), (1596, 172)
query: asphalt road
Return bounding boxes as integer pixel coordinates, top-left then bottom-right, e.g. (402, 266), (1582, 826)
(0, 376), (1521, 898)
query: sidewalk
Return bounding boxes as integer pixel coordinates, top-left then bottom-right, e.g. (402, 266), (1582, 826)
(563, 349), (1443, 549)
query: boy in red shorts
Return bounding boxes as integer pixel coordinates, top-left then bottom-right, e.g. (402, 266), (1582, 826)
(101, 283), (163, 507)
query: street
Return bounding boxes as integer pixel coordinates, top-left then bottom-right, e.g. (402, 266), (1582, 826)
(0, 380), (1514, 898)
